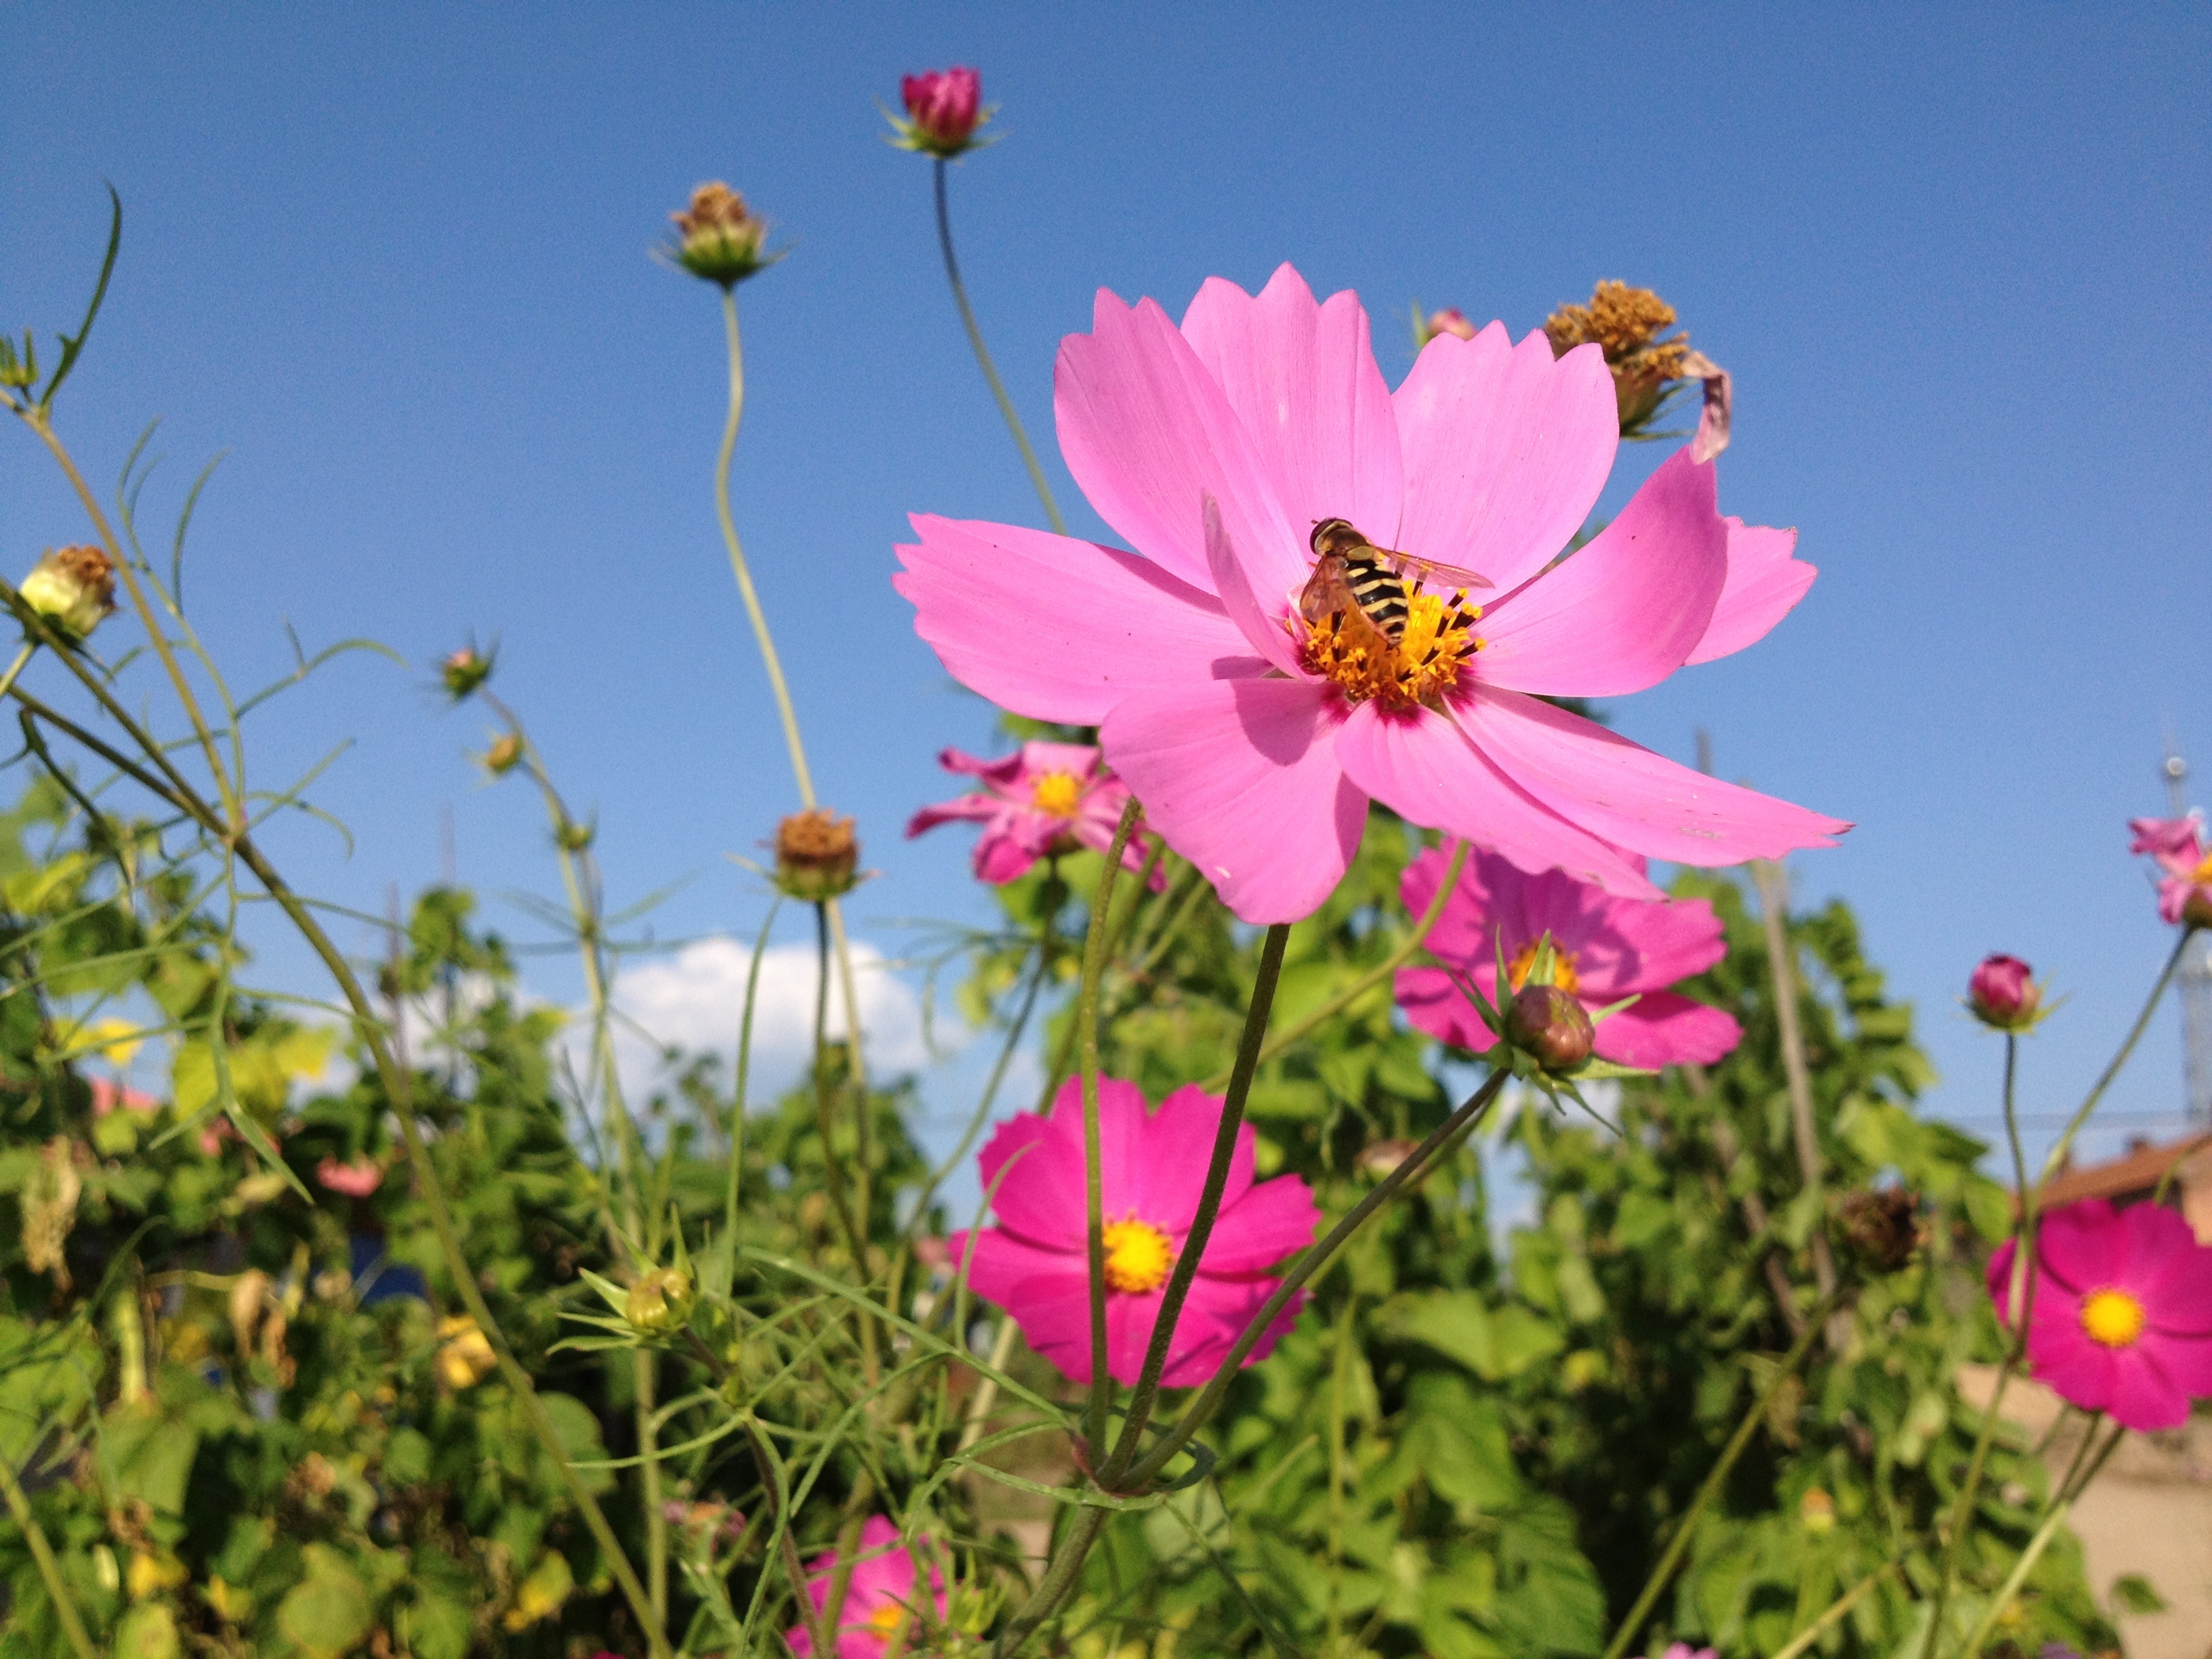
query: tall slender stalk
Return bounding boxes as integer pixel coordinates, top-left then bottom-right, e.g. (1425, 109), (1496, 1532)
(1753, 861), (1839, 1318)
(1078, 800), (1145, 1456)
(933, 159), (1065, 535)
(728, 899), (783, 1242)
(0, 1456), (98, 1659)
(2037, 928), (2192, 1185)
(1953, 1417), (2125, 1658)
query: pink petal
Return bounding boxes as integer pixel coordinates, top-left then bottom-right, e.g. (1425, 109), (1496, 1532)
(1018, 741), (1106, 781)
(905, 794), (1002, 838)
(1395, 962), (1500, 1054)
(972, 1114), (1083, 1250)
(1158, 1278), (1307, 1385)
(1333, 702), (1660, 897)
(1686, 519), (1818, 666)
(2102, 1343), (2194, 1432)
(972, 825), (1046, 886)
(1458, 687), (1851, 867)
(1574, 886), (1730, 995)
(1476, 450), (1727, 697)
(1591, 991), (1742, 1068)
(1393, 325), (1619, 594)
(954, 1229), (1078, 1310)
(895, 515), (1256, 726)
(1071, 1076), (1155, 1224)
(2033, 1199), (2118, 1296)
(1204, 496), (1303, 673)
(2138, 1238), (2212, 1336)
(992, 1266), (1100, 1380)
(1054, 290), (1303, 599)
(2137, 1328), (2212, 1399)
(1179, 266), (1405, 575)
(1100, 678), (1365, 924)
(1195, 1176), (1320, 1273)
(1136, 1084), (1255, 1232)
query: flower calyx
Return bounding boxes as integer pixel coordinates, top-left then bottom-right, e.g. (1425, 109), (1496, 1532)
(625, 1266), (697, 1336)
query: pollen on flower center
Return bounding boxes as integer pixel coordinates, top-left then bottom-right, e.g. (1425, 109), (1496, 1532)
(1300, 590), (1481, 712)
(1031, 771), (1084, 818)
(865, 1603), (906, 1635)
(1101, 1216), (1175, 1294)
(2080, 1287), (2147, 1349)
(2193, 851), (2212, 885)
(1507, 941), (1582, 998)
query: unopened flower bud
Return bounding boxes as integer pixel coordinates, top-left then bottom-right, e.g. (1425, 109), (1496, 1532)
(1967, 953), (2040, 1031)
(555, 817), (594, 853)
(19, 545), (117, 640)
(625, 1267), (695, 1335)
(665, 183), (778, 288)
(441, 645), (493, 701)
(1505, 983), (1593, 1073)
(893, 66), (989, 159)
(1837, 1187), (1923, 1273)
(482, 733), (525, 777)
(774, 808), (861, 901)
(1418, 307), (1477, 348)
(1799, 1488), (1837, 1534)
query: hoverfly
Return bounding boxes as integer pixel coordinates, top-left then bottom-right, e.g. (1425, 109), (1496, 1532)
(1298, 518), (1493, 645)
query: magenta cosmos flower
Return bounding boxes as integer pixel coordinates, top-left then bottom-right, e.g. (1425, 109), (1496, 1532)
(1988, 1197), (2212, 1432)
(2129, 815), (2212, 927)
(787, 1516), (947, 1659)
(1395, 842), (1740, 1068)
(895, 265), (1846, 924)
(905, 741), (1164, 888)
(951, 1077), (1319, 1387)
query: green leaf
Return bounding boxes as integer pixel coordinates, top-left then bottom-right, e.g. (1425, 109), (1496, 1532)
(2111, 1572), (2167, 1614)
(1385, 1292), (1565, 1382)
(102, 1404), (199, 1516)
(278, 1547), (375, 1658)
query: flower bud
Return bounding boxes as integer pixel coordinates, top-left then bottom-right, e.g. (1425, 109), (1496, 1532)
(893, 66), (989, 159)
(1967, 953), (2040, 1031)
(625, 1266), (696, 1335)
(441, 645), (493, 701)
(482, 733), (525, 777)
(1418, 307), (1477, 348)
(555, 817), (595, 853)
(774, 808), (861, 901)
(1505, 983), (1593, 1073)
(1837, 1187), (1923, 1273)
(666, 183), (778, 288)
(19, 545), (117, 640)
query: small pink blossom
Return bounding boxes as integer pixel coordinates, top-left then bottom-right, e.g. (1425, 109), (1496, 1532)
(2130, 814), (2212, 927)
(905, 742), (1164, 888)
(89, 1079), (159, 1118)
(316, 1155), (384, 1198)
(951, 1078), (1319, 1387)
(897, 264), (1845, 924)
(1966, 953), (2041, 1030)
(786, 1515), (947, 1659)
(1652, 1647), (1717, 1659)
(1989, 1197), (2212, 1432)
(1422, 307), (1477, 344)
(1395, 844), (1740, 1069)
(897, 67), (986, 159)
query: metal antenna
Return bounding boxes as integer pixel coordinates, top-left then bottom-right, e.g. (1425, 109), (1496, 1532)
(2163, 742), (2212, 1124)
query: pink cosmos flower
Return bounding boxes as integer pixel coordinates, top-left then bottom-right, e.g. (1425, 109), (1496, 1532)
(787, 1515), (947, 1659)
(1988, 1197), (2212, 1432)
(895, 264), (1845, 924)
(905, 741), (1164, 888)
(951, 1077), (1319, 1387)
(2129, 815), (2212, 927)
(316, 1155), (384, 1198)
(1395, 843), (1740, 1068)
(89, 1078), (160, 1118)
(898, 67), (985, 159)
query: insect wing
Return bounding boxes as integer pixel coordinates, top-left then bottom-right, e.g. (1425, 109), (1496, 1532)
(1384, 550), (1494, 592)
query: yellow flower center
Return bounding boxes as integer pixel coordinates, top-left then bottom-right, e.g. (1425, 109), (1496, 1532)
(1301, 590), (1482, 712)
(1031, 771), (1084, 819)
(2080, 1287), (2146, 1349)
(1506, 941), (1582, 998)
(865, 1603), (906, 1635)
(1101, 1217), (1175, 1294)
(2192, 851), (2212, 884)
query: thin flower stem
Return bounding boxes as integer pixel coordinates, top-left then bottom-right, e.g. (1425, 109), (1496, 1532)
(933, 159), (1065, 535)
(2038, 928), (2192, 1186)
(1101, 920), (1292, 1484)
(728, 899), (783, 1242)
(0, 643), (35, 705)
(1200, 840), (1467, 1093)
(0, 1454), (98, 1659)
(716, 289), (816, 808)
(1753, 861), (1839, 1322)
(1953, 1416), (2126, 1658)
(823, 894), (873, 1232)
(1080, 800), (1145, 1458)
(1597, 1288), (1843, 1659)
(989, 1505), (1109, 1659)
(1769, 1560), (1899, 1659)
(811, 905), (872, 1286)
(1124, 1067), (1511, 1490)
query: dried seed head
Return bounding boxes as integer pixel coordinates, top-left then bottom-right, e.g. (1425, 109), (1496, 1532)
(20, 544), (117, 640)
(774, 808), (861, 901)
(666, 183), (777, 288)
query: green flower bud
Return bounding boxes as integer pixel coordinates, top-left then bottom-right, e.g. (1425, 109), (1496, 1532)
(1504, 983), (1593, 1073)
(625, 1267), (695, 1335)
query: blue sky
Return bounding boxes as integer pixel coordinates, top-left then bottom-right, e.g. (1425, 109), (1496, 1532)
(3, 4), (2208, 1174)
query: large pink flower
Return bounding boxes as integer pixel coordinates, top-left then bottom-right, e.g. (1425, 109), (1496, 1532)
(951, 1077), (1318, 1387)
(905, 741), (1163, 888)
(787, 1516), (947, 1659)
(1395, 843), (1740, 1068)
(2129, 815), (2212, 926)
(1988, 1197), (2212, 1432)
(895, 264), (1845, 924)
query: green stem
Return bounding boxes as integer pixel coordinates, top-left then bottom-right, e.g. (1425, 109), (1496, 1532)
(1953, 1418), (2125, 1658)
(1079, 800), (1145, 1458)
(715, 289), (817, 807)
(727, 899), (783, 1243)
(0, 642), (35, 705)
(2039, 928), (2193, 1186)
(0, 1455), (98, 1659)
(1598, 1290), (1842, 1659)
(1769, 1560), (1898, 1659)
(988, 1505), (1108, 1659)
(1101, 921), (1291, 1483)
(933, 159), (1065, 535)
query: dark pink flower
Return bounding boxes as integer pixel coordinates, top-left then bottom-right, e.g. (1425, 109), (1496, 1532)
(1395, 844), (1740, 1068)
(89, 1078), (159, 1118)
(897, 67), (986, 159)
(905, 741), (1163, 888)
(896, 265), (1845, 924)
(1988, 1197), (2212, 1432)
(787, 1516), (947, 1659)
(1966, 953), (2040, 1030)
(2129, 815), (2212, 927)
(951, 1078), (1319, 1387)
(316, 1155), (384, 1198)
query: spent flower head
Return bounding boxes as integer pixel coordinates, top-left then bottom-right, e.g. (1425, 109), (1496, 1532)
(1544, 279), (1696, 436)
(18, 544), (117, 640)
(664, 182), (781, 289)
(889, 66), (992, 159)
(1966, 952), (2043, 1031)
(1837, 1187), (1924, 1273)
(775, 808), (861, 901)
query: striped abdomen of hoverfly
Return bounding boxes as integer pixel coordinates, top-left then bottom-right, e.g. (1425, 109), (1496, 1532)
(1337, 549), (1409, 640)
